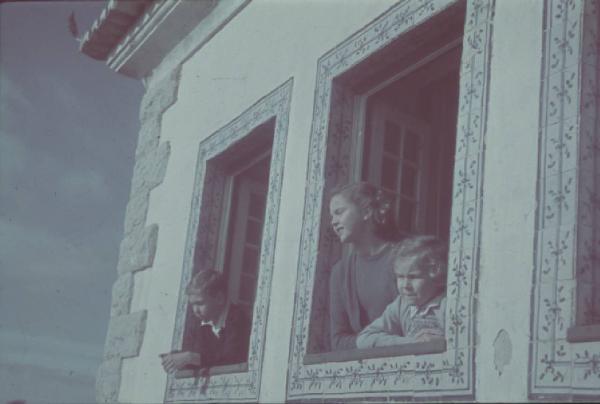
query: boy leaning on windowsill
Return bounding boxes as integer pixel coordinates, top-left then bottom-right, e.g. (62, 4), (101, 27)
(159, 269), (251, 373)
(356, 235), (447, 348)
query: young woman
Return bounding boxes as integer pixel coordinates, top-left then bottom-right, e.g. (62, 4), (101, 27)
(328, 181), (402, 351)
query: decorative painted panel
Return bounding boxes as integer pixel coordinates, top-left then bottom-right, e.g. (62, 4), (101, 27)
(164, 79), (293, 402)
(287, 0), (495, 400)
(530, 0), (600, 399)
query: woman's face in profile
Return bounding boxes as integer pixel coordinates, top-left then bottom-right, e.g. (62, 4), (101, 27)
(329, 194), (366, 243)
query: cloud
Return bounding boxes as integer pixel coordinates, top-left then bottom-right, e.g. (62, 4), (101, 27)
(0, 329), (102, 374)
(0, 130), (28, 190)
(57, 167), (111, 202)
(0, 361), (96, 403)
(0, 217), (110, 403)
(0, 3), (143, 401)
(0, 130), (120, 246)
(0, 72), (32, 112)
(0, 216), (108, 281)
(0, 215), (115, 344)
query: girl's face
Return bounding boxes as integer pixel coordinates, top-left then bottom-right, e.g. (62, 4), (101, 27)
(329, 194), (369, 244)
(394, 261), (440, 308)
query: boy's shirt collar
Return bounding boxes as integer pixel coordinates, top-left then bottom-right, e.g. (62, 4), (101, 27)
(201, 303), (229, 337)
(406, 293), (444, 319)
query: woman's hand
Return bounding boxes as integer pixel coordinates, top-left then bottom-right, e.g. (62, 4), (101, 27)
(159, 351), (203, 373)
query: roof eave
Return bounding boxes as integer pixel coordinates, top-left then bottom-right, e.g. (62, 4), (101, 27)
(79, 0), (152, 62)
(80, 0), (248, 80)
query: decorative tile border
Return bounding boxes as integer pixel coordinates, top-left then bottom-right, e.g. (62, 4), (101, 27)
(287, 0), (495, 400)
(529, 0), (600, 398)
(164, 79), (293, 402)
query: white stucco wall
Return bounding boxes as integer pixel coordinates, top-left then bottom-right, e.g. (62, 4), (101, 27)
(118, 1), (398, 402)
(113, 1), (574, 402)
(475, 0), (543, 401)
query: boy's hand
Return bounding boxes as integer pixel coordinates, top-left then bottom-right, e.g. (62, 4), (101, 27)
(160, 351), (203, 373)
(414, 328), (444, 343)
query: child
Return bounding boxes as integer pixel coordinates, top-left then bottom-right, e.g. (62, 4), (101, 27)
(356, 236), (447, 348)
(160, 269), (251, 373)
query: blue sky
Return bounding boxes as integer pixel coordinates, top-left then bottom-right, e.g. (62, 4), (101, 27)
(0, 1), (143, 402)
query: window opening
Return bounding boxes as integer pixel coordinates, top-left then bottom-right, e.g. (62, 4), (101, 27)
(180, 120), (274, 371)
(223, 153), (270, 318)
(306, 9), (463, 360)
(361, 44), (460, 242)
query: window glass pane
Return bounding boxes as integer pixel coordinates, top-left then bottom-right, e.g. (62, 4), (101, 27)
(239, 274), (257, 303)
(400, 164), (418, 198)
(242, 246), (260, 276)
(384, 121), (402, 156)
(248, 191), (266, 220)
(245, 218), (263, 246)
(403, 129), (419, 163)
(381, 156), (398, 191)
(397, 198), (415, 232)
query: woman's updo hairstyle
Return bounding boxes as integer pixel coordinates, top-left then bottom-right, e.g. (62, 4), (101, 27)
(329, 181), (400, 241)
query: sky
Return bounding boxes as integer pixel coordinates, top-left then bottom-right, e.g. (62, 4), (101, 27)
(0, 1), (144, 402)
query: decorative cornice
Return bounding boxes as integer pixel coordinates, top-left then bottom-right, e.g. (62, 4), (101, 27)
(80, 0), (249, 79)
(80, 0), (153, 61)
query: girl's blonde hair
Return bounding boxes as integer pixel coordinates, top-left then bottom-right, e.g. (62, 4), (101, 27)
(393, 235), (448, 286)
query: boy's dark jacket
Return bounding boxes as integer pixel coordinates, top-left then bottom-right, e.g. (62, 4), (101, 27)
(188, 304), (251, 367)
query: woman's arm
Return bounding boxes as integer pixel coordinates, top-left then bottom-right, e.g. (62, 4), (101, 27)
(329, 265), (357, 350)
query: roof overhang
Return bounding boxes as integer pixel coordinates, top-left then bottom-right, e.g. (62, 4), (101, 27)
(80, 0), (247, 79)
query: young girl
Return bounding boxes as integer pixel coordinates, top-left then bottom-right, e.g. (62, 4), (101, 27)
(356, 236), (447, 348)
(328, 181), (402, 350)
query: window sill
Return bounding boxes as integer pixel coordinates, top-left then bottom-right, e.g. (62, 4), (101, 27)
(303, 339), (446, 365)
(174, 362), (248, 379)
(566, 324), (600, 343)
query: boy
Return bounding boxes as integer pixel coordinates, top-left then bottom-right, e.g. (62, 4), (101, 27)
(356, 236), (447, 348)
(160, 269), (251, 373)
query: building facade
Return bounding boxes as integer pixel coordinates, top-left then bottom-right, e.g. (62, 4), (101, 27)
(81, 0), (600, 402)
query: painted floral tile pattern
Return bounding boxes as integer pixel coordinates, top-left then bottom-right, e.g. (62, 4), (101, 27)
(164, 79), (293, 402)
(288, 0), (495, 400)
(530, 0), (600, 398)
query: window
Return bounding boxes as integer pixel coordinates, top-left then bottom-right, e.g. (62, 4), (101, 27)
(222, 149), (271, 318)
(306, 6), (463, 361)
(570, 141), (600, 343)
(166, 80), (292, 402)
(304, 41), (461, 364)
(570, 2), (600, 340)
(180, 120), (274, 367)
(361, 45), (460, 241)
(529, 0), (600, 398)
(289, 0), (494, 400)
(207, 122), (274, 323)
